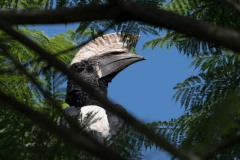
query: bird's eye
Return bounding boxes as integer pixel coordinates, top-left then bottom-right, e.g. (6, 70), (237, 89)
(110, 52), (122, 55)
(87, 65), (94, 73)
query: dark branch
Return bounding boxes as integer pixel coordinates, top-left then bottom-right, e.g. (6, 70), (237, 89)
(121, 3), (240, 53)
(0, 91), (123, 160)
(0, 5), (117, 24)
(204, 136), (240, 159)
(0, 154), (12, 160)
(1, 47), (82, 131)
(217, 0), (240, 14)
(0, 3), (240, 52)
(0, 18), (201, 160)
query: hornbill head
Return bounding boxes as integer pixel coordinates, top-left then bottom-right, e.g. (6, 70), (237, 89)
(66, 33), (144, 107)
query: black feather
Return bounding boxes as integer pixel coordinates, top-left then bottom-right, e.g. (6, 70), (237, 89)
(65, 61), (112, 107)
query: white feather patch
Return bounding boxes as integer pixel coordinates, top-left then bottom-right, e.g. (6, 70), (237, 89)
(71, 33), (139, 65)
(80, 105), (110, 138)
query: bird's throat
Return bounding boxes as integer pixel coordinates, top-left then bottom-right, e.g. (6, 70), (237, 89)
(65, 76), (113, 108)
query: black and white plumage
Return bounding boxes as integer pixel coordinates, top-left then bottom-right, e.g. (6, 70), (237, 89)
(64, 33), (144, 142)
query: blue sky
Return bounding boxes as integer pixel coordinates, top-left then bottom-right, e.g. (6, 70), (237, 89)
(34, 24), (197, 159)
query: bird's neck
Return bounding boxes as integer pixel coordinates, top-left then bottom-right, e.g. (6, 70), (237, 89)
(66, 77), (111, 107)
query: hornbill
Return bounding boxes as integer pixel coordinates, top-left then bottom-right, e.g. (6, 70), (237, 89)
(64, 33), (144, 143)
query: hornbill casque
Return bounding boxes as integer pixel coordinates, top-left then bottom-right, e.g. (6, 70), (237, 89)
(64, 33), (144, 143)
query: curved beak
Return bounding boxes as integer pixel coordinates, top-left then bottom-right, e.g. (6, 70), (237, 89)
(97, 52), (145, 79)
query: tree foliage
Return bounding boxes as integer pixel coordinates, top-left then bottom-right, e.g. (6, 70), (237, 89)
(0, 2), (162, 159)
(1, 0), (240, 159)
(144, 0), (240, 159)
(0, 26), (80, 159)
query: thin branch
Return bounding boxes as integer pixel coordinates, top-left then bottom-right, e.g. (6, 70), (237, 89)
(0, 91), (123, 160)
(0, 3), (240, 52)
(217, 0), (240, 14)
(0, 18), (201, 160)
(204, 136), (240, 159)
